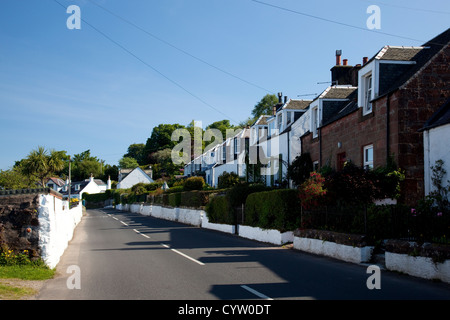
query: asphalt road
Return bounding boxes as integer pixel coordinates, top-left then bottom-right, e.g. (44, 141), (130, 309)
(37, 208), (450, 300)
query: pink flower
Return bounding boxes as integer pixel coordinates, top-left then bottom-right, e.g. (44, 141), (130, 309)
(437, 212), (443, 217)
(411, 208), (416, 216)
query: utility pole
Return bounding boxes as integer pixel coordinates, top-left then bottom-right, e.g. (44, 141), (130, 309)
(68, 155), (71, 207)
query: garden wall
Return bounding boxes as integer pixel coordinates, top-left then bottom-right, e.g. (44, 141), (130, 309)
(0, 189), (83, 268)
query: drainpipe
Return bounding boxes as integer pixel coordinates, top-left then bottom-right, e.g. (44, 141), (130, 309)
(386, 93), (391, 163)
(319, 127), (322, 168)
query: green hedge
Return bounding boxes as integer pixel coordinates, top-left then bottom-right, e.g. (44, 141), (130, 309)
(205, 195), (233, 225)
(244, 189), (301, 232)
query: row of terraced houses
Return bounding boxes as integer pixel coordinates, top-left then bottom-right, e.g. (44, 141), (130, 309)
(184, 28), (450, 206)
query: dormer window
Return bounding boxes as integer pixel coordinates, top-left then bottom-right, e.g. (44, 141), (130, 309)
(74, 184), (80, 191)
(363, 73), (373, 115)
(312, 106), (320, 138)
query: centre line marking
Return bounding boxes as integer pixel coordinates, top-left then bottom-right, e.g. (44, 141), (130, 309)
(133, 229), (150, 239)
(159, 243), (204, 266)
(241, 285), (273, 300)
(120, 221), (128, 226)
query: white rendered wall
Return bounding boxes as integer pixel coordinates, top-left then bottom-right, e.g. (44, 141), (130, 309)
(38, 194), (83, 269)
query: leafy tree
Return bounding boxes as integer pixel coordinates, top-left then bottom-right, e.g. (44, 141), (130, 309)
(144, 123), (185, 162)
(124, 143), (146, 165)
(206, 120), (236, 141)
(0, 167), (36, 190)
(71, 150), (105, 181)
(287, 153), (314, 187)
(118, 157), (139, 169)
(251, 94), (279, 118)
(20, 146), (66, 187)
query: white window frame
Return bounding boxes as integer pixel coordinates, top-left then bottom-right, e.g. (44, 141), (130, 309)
(363, 144), (374, 169)
(363, 73), (373, 115)
(312, 106), (319, 138)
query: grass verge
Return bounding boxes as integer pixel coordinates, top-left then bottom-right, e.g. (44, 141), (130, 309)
(0, 265), (55, 300)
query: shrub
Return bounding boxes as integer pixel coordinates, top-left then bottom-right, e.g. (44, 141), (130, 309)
(217, 171), (240, 189)
(298, 172), (327, 209)
(183, 176), (205, 191)
(245, 189), (301, 232)
(168, 192), (181, 207)
(205, 195), (234, 224)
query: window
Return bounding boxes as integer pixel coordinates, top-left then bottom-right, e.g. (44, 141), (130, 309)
(277, 114), (282, 129)
(286, 111), (292, 125)
(363, 74), (373, 114)
(363, 145), (374, 169)
(313, 161), (319, 171)
(312, 107), (319, 137)
(222, 145), (226, 162)
(234, 137), (240, 154)
(75, 184), (80, 191)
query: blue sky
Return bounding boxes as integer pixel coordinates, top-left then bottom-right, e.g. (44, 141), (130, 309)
(1, 0), (449, 170)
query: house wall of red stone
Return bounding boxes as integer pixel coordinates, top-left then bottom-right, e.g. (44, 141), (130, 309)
(300, 43), (450, 206)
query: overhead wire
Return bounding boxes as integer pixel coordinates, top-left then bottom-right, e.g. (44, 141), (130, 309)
(250, 0), (446, 45)
(52, 0), (241, 124)
(86, 0), (274, 94)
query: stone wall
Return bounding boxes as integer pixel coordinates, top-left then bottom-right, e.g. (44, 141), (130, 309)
(0, 193), (41, 258)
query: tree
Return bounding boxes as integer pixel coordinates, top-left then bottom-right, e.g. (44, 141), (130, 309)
(0, 167), (36, 190)
(20, 146), (66, 187)
(144, 123), (185, 162)
(71, 150), (105, 181)
(124, 143), (146, 165)
(287, 153), (314, 187)
(251, 94), (279, 118)
(206, 120), (236, 141)
(118, 157), (139, 169)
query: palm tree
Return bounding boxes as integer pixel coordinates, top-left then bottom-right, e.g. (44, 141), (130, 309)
(21, 146), (65, 187)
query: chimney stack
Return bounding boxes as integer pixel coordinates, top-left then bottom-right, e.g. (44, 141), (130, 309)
(336, 50), (342, 66)
(363, 57), (368, 65)
(343, 59), (348, 66)
(284, 96), (288, 103)
(272, 105), (277, 116)
(278, 92), (282, 103)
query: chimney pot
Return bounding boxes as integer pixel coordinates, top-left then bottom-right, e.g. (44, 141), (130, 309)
(336, 50), (342, 66)
(272, 105), (277, 116)
(343, 59), (348, 66)
(278, 92), (282, 103)
(284, 96), (287, 103)
(363, 57), (368, 65)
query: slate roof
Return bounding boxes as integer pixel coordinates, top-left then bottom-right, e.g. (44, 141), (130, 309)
(373, 28), (450, 98)
(283, 99), (312, 110)
(316, 86), (357, 100)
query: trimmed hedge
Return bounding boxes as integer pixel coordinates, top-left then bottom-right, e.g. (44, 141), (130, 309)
(244, 189), (301, 232)
(205, 195), (233, 225)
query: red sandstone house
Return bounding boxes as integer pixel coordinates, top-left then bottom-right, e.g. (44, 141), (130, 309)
(301, 28), (450, 205)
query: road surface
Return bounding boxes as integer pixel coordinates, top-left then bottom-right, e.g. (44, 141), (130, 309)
(37, 208), (450, 300)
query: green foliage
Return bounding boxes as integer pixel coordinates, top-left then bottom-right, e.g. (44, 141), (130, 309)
(183, 176), (205, 191)
(251, 94), (279, 118)
(0, 249), (46, 268)
(244, 189), (300, 232)
(205, 195), (234, 224)
(287, 153), (313, 187)
(119, 156), (139, 169)
(124, 143), (146, 165)
(217, 171), (240, 189)
(20, 146), (66, 187)
(145, 123), (186, 156)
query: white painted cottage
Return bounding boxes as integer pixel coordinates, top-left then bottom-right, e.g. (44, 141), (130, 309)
(117, 167), (154, 189)
(421, 98), (450, 202)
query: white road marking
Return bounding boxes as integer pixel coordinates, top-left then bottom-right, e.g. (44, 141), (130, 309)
(169, 248), (205, 266)
(120, 221), (128, 226)
(241, 285), (273, 300)
(133, 229), (150, 239)
(112, 217), (118, 220)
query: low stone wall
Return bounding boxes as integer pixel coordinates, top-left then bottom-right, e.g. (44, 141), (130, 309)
(238, 225), (294, 245)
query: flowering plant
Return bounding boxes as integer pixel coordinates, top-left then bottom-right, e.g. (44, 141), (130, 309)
(298, 172), (327, 209)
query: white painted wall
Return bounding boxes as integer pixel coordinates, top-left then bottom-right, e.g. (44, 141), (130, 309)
(423, 123), (450, 201)
(293, 236), (373, 264)
(38, 194), (83, 268)
(386, 252), (450, 283)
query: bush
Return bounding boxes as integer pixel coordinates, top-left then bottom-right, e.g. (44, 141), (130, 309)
(217, 171), (240, 189)
(205, 195), (234, 224)
(183, 176), (205, 191)
(245, 189), (301, 232)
